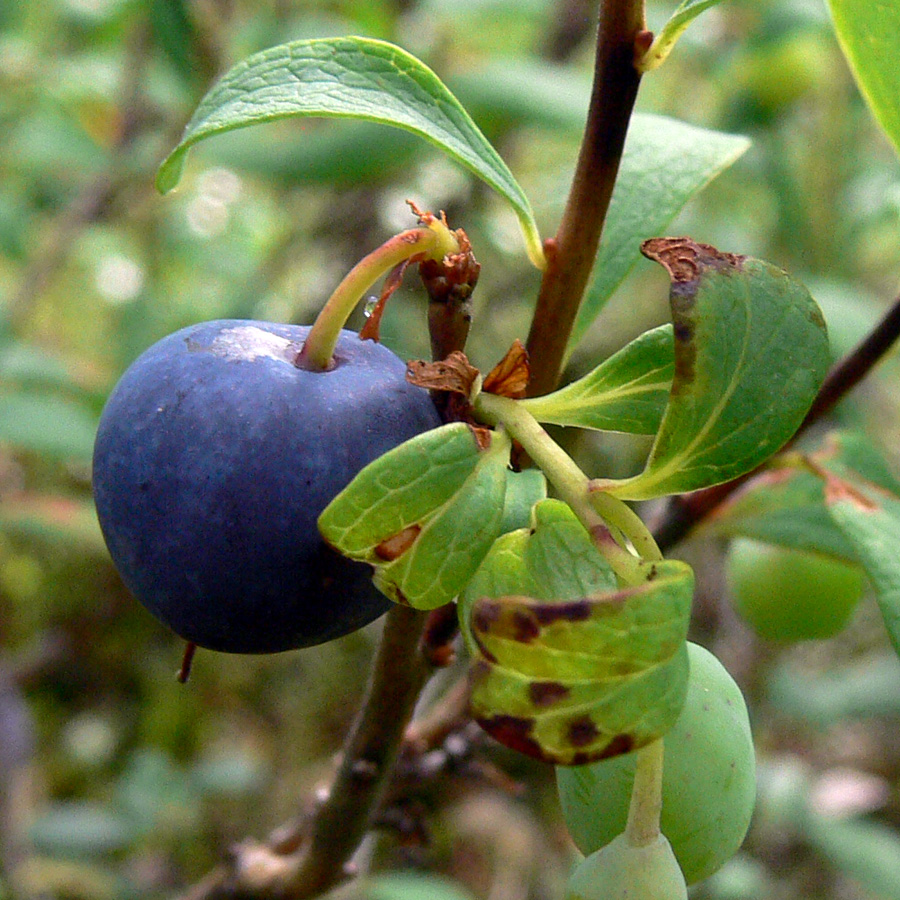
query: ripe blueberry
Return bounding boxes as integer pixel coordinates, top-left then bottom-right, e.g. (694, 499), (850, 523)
(92, 320), (442, 653)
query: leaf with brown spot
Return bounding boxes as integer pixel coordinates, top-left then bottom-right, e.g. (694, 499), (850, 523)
(460, 499), (693, 764)
(592, 245), (830, 500)
(698, 429), (900, 562)
(375, 524), (422, 561)
(817, 467), (900, 659)
(319, 423), (510, 610)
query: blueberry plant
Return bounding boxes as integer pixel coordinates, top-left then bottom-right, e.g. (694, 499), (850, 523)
(85, 0), (900, 897)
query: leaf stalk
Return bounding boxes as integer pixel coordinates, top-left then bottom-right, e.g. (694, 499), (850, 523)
(473, 391), (660, 582)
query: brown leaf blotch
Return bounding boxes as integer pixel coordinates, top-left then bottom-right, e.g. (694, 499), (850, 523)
(375, 524), (422, 561)
(472, 599), (502, 634)
(641, 236), (744, 284)
(568, 716), (600, 748)
(598, 733), (635, 759)
(534, 599), (592, 626)
(823, 473), (879, 511)
(529, 681), (571, 708)
(467, 424), (493, 452)
(670, 285), (698, 388)
(568, 751), (594, 766)
(511, 610), (540, 643)
(477, 714), (545, 761)
(470, 658), (494, 684)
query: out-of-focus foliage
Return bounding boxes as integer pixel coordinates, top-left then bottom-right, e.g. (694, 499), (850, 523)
(3, 0), (900, 898)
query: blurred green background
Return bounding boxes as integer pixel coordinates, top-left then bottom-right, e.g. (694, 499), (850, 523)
(3, 0), (900, 898)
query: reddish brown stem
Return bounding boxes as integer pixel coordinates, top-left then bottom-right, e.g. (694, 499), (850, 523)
(525, 0), (647, 397)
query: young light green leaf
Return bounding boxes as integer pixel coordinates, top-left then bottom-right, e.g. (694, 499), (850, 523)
(460, 500), (692, 765)
(569, 115), (750, 354)
(156, 36), (544, 268)
(593, 239), (830, 501)
(638, 0), (727, 73)
(828, 0), (900, 161)
(318, 423), (510, 610)
(522, 324), (673, 435)
(822, 473), (900, 659)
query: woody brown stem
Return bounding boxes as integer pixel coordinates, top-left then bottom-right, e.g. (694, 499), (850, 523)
(525, 0), (647, 398)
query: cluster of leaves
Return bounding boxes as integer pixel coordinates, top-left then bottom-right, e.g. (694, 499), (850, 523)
(5, 0), (900, 898)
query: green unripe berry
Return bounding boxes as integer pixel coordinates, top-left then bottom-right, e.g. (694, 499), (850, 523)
(725, 538), (865, 642)
(565, 833), (688, 900)
(557, 643), (756, 885)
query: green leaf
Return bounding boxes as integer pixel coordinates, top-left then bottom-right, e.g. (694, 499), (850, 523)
(449, 58), (591, 133)
(0, 341), (80, 390)
(318, 423), (510, 610)
(460, 500), (692, 765)
(702, 465), (858, 561)
(149, 0), (215, 91)
(156, 36), (544, 268)
(638, 0), (728, 72)
(822, 473), (900, 659)
(206, 120), (419, 186)
(0, 494), (107, 553)
(569, 115), (750, 353)
(523, 324), (673, 435)
(827, 0), (900, 161)
(702, 430), (900, 562)
(499, 468), (547, 535)
(594, 240), (830, 501)
(0, 392), (98, 461)
(30, 802), (137, 858)
(768, 654), (900, 724)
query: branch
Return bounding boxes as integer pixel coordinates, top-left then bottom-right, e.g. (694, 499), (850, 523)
(283, 605), (433, 897)
(179, 606), (435, 900)
(525, 0), (648, 397)
(652, 289), (900, 552)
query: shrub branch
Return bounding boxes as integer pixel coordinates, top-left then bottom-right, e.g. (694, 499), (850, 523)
(525, 0), (648, 397)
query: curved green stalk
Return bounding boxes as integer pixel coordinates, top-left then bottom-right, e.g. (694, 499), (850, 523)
(297, 218), (460, 370)
(590, 487), (663, 562)
(474, 391), (656, 583)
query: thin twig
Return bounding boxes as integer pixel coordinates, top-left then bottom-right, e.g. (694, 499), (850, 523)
(178, 606), (434, 900)
(652, 289), (900, 552)
(525, 0), (647, 398)
(284, 605), (433, 897)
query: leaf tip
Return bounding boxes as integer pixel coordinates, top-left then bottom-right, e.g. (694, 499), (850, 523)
(155, 148), (187, 194)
